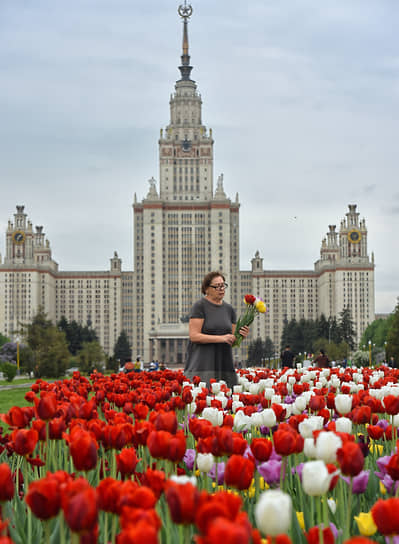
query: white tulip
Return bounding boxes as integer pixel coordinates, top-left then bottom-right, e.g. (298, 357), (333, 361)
(255, 489), (292, 536)
(232, 400), (244, 413)
(335, 417), (352, 434)
(393, 414), (399, 427)
(260, 408), (277, 428)
(215, 393), (227, 409)
(233, 384), (243, 393)
(211, 382), (221, 395)
(303, 437), (317, 458)
(233, 410), (252, 431)
(250, 412), (264, 427)
(271, 395), (282, 404)
(232, 394), (240, 402)
(201, 407), (223, 426)
(293, 396), (307, 414)
(170, 474), (197, 486)
(315, 431), (342, 463)
(196, 453), (214, 473)
(334, 394), (352, 414)
(249, 383), (261, 395)
(298, 416), (324, 439)
(264, 388), (274, 399)
(328, 498), (337, 514)
(302, 460), (331, 496)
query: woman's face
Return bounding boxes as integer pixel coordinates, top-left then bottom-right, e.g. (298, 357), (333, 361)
(206, 275), (226, 301)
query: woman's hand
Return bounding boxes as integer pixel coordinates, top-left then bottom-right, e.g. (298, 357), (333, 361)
(222, 334), (236, 345)
(239, 325), (250, 338)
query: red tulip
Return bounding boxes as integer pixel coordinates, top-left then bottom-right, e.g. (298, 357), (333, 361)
(224, 455), (255, 490)
(309, 396), (326, 412)
(383, 395), (399, 415)
(116, 447), (139, 478)
(116, 521), (159, 544)
(273, 427), (303, 456)
(118, 482), (156, 511)
(197, 513), (252, 544)
(0, 406), (32, 429)
(371, 497), (399, 535)
(136, 468), (166, 499)
(351, 405), (371, 425)
(11, 428), (38, 456)
(69, 429), (98, 472)
(165, 482), (201, 524)
(25, 477), (61, 520)
(35, 392), (58, 420)
(97, 477), (120, 514)
(62, 479), (98, 533)
(195, 491), (242, 534)
(336, 441), (364, 476)
(250, 438), (273, 462)
(306, 526), (335, 544)
(167, 431), (186, 462)
(153, 411), (178, 434)
(367, 425), (384, 440)
(0, 463), (14, 502)
(342, 539), (377, 544)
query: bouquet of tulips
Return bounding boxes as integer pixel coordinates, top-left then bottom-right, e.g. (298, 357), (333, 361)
(233, 293), (267, 347)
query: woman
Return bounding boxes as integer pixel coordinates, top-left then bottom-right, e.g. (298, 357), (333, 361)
(313, 349), (330, 368)
(184, 271), (249, 388)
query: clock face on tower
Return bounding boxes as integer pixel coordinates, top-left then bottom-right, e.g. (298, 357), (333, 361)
(12, 230), (26, 245)
(347, 229), (361, 244)
(181, 138), (192, 152)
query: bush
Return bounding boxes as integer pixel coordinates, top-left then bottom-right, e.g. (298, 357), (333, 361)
(1, 361), (18, 382)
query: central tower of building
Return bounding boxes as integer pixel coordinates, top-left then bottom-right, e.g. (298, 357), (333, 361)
(132, 4), (240, 363)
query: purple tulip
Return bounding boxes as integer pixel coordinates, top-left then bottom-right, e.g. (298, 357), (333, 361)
(341, 470), (369, 493)
(183, 448), (196, 471)
(209, 461), (225, 485)
(257, 459), (283, 485)
(377, 419), (390, 431)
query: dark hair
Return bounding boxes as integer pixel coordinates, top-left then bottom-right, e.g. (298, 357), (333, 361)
(201, 271), (225, 295)
(320, 349), (325, 356)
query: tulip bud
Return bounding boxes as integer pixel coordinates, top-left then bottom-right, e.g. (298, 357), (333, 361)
(302, 460), (332, 496)
(260, 409), (277, 428)
(315, 431), (343, 464)
(335, 416), (352, 434)
(303, 437), (317, 458)
(196, 453), (214, 473)
(255, 489), (292, 536)
(335, 394), (352, 414)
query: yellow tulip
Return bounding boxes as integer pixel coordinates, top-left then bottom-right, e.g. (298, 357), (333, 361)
(296, 511), (305, 531)
(255, 300), (267, 313)
(379, 481), (387, 495)
(354, 512), (377, 536)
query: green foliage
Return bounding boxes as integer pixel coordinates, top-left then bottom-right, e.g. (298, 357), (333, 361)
(386, 300), (399, 364)
(360, 314), (394, 349)
(313, 338), (350, 362)
(78, 341), (106, 374)
(0, 332), (10, 348)
(107, 356), (120, 373)
(352, 349), (370, 367)
(113, 331), (132, 364)
(58, 316), (98, 356)
(23, 309), (70, 378)
(247, 337), (275, 365)
(281, 310), (356, 355)
(0, 361), (18, 382)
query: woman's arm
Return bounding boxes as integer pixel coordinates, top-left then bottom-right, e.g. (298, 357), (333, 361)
(189, 318), (236, 345)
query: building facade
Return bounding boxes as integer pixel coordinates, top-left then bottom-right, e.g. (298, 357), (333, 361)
(0, 5), (375, 361)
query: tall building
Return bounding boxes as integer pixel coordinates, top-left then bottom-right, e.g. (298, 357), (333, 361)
(0, 5), (375, 361)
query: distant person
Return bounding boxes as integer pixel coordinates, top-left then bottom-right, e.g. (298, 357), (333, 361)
(389, 356), (396, 368)
(281, 346), (295, 369)
(134, 356), (143, 372)
(313, 349), (330, 368)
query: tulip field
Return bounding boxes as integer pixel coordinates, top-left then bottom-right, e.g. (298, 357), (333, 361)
(2, 366), (399, 543)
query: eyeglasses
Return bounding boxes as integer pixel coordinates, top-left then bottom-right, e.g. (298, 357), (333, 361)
(209, 283), (228, 290)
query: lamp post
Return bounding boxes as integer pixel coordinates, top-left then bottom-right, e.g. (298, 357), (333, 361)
(16, 335), (20, 375)
(368, 340), (372, 367)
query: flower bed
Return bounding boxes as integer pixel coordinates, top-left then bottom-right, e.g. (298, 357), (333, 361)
(1, 365), (399, 543)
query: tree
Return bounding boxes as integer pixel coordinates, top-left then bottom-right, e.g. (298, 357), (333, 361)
(78, 341), (106, 374)
(247, 338), (264, 366)
(264, 337), (275, 358)
(360, 315), (394, 349)
(0, 333), (9, 349)
(338, 307), (356, 350)
(24, 309), (70, 378)
(386, 300), (399, 364)
(316, 314), (330, 340)
(58, 317), (98, 356)
(113, 331), (132, 365)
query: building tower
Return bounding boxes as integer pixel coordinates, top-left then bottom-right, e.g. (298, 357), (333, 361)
(132, 3), (240, 363)
(315, 204), (375, 342)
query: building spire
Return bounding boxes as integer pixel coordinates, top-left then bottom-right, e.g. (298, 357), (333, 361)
(178, 2), (193, 80)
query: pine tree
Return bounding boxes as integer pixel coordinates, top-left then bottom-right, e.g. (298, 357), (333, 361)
(386, 300), (399, 364)
(114, 331), (132, 365)
(338, 307), (356, 350)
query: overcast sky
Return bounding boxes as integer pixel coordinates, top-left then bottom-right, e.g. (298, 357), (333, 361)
(1, 0), (398, 314)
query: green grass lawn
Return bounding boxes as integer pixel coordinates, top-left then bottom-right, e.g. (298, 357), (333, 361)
(0, 387), (31, 417)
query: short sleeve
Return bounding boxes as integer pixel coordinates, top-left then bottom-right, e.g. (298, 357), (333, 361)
(189, 299), (206, 319)
(231, 306), (237, 325)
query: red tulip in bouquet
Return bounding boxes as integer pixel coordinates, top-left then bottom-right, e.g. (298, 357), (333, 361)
(233, 294), (267, 347)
